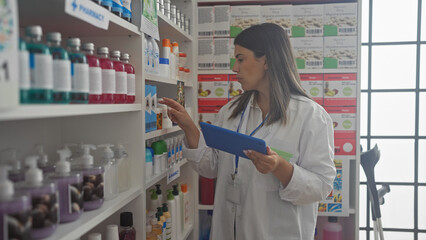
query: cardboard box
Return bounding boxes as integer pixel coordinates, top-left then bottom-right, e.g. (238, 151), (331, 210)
(198, 74), (229, 106)
(230, 39), (235, 69)
(198, 7), (214, 38)
(214, 5), (231, 37)
(290, 37), (324, 69)
(292, 4), (324, 37)
(334, 138), (356, 156)
(214, 38), (232, 70)
(228, 75), (243, 100)
(261, 5), (292, 37)
(324, 3), (358, 36)
(324, 36), (357, 69)
(198, 38), (214, 70)
(299, 74), (323, 105)
(230, 5), (261, 37)
(325, 106), (356, 139)
(198, 106), (221, 126)
(324, 73), (357, 106)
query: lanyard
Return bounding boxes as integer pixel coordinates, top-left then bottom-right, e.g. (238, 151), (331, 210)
(232, 108), (268, 180)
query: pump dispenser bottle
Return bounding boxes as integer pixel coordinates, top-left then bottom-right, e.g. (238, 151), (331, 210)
(155, 184), (163, 204)
(97, 47), (116, 103)
(72, 144), (104, 210)
(47, 149), (83, 223)
(120, 53), (136, 103)
(98, 144), (118, 200)
(15, 156), (59, 239)
(35, 144), (55, 173)
(67, 38), (89, 104)
(162, 202), (173, 240)
(149, 188), (160, 213)
(0, 165), (32, 239)
(19, 39), (31, 103)
(82, 43), (102, 104)
(110, 50), (127, 103)
(115, 144), (130, 192)
(46, 32), (71, 103)
(173, 184), (182, 238)
(167, 189), (177, 240)
(0, 148), (24, 182)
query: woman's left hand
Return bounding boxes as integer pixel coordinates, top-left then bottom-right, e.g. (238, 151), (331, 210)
(244, 147), (282, 174)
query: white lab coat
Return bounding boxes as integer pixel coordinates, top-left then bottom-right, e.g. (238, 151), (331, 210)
(183, 94), (335, 240)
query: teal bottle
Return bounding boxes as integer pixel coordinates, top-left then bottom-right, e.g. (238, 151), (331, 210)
(18, 39), (30, 103)
(67, 38), (89, 104)
(25, 26), (53, 104)
(47, 32), (71, 104)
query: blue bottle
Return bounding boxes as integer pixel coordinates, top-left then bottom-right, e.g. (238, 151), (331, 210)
(101, 0), (113, 11)
(67, 38), (89, 104)
(122, 0), (132, 22)
(112, 0), (123, 17)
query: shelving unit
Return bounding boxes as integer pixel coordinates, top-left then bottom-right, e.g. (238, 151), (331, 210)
(145, 159), (188, 190)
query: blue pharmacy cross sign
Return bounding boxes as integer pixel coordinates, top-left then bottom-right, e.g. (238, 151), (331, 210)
(72, 0), (77, 11)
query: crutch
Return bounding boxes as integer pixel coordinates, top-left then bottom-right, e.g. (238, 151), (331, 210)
(360, 144), (391, 240)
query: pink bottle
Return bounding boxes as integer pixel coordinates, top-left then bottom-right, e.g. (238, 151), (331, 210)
(82, 43), (102, 104)
(120, 53), (135, 104)
(110, 50), (127, 104)
(323, 217), (343, 240)
(97, 47), (115, 104)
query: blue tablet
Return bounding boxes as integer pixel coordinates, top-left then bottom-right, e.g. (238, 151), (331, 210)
(199, 122), (267, 159)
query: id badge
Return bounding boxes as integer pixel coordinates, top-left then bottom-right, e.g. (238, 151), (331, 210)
(226, 181), (240, 204)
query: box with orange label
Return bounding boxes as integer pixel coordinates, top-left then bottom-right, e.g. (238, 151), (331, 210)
(198, 106), (221, 127)
(228, 75), (244, 100)
(325, 107), (356, 139)
(324, 73), (357, 106)
(300, 74), (323, 105)
(334, 138), (356, 156)
(198, 74), (229, 106)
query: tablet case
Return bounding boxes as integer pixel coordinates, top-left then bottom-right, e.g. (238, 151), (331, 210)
(199, 122), (267, 159)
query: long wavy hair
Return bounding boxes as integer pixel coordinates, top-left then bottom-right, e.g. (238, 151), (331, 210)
(229, 23), (310, 126)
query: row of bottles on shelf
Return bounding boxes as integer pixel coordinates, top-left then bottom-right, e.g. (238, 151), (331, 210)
(157, 0), (191, 34)
(0, 143), (129, 239)
(145, 135), (184, 179)
(19, 25), (136, 104)
(91, 0), (132, 22)
(147, 183), (190, 240)
(84, 212), (136, 240)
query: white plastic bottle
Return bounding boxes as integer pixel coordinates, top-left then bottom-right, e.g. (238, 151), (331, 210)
(166, 139), (172, 168)
(115, 144), (129, 192)
(323, 217), (343, 240)
(87, 232), (102, 240)
(172, 42), (179, 79)
(181, 183), (190, 230)
(147, 35), (154, 74)
(172, 184), (181, 239)
(98, 144), (118, 200)
(166, 189), (176, 240)
(144, 35), (149, 73)
(152, 38), (160, 75)
(156, 184), (163, 205)
(149, 188), (160, 213)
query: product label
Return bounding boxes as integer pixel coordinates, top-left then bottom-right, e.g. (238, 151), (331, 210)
(290, 37), (324, 69)
(112, 0), (123, 13)
(198, 7), (214, 37)
(325, 106), (357, 139)
(19, 51), (30, 89)
(261, 5), (292, 37)
(30, 192), (59, 229)
(198, 38), (214, 69)
(198, 74), (229, 106)
(299, 74), (323, 105)
(324, 36), (357, 69)
(230, 5), (261, 37)
(122, 0), (132, 18)
(65, 0), (110, 30)
(68, 182), (84, 214)
(324, 73), (357, 106)
(89, 67), (102, 94)
(30, 53), (53, 89)
(214, 5), (231, 37)
(3, 208), (31, 239)
(167, 164), (181, 185)
(214, 38), (232, 70)
(324, 3), (357, 36)
(127, 73), (136, 95)
(334, 138), (356, 156)
(102, 69), (116, 94)
(83, 173), (104, 203)
(292, 4), (324, 37)
(115, 71), (127, 94)
(71, 63), (89, 92)
(53, 59), (72, 91)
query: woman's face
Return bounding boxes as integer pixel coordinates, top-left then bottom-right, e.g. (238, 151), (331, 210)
(232, 45), (268, 92)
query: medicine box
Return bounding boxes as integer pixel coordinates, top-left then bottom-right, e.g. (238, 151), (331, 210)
(198, 7), (214, 38)
(290, 37), (324, 69)
(324, 36), (358, 69)
(325, 106), (356, 139)
(334, 138), (356, 156)
(324, 73), (357, 106)
(228, 75), (243, 100)
(324, 3), (358, 36)
(292, 4), (324, 37)
(230, 5), (261, 37)
(214, 5), (231, 37)
(230, 39), (235, 69)
(261, 5), (292, 37)
(214, 38), (232, 70)
(198, 106), (221, 126)
(198, 74), (229, 106)
(198, 38), (214, 70)
(299, 74), (323, 105)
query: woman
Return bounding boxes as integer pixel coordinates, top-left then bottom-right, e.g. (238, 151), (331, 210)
(160, 23), (336, 240)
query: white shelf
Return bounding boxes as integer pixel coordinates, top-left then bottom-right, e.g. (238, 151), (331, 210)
(18, 0), (141, 37)
(158, 12), (193, 42)
(0, 104), (142, 121)
(45, 187), (143, 240)
(198, 204), (214, 210)
(145, 159), (188, 189)
(179, 224), (194, 240)
(146, 125), (183, 140)
(146, 73), (178, 85)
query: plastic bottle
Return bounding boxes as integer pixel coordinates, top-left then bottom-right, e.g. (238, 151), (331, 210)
(146, 36), (154, 74)
(166, 139), (172, 168)
(119, 212), (136, 240)
(152, 140), (164, 174)
(101, 0), (113, 11)
(88, 232), (102, 240)
(166, 190), (176, 240)
(15, 156), (59, 239)
(18, 39), (31, 103)
(122, 0), (132, 22)
(25, 25), (53, 103)
(97, 47), (116, 104)
(115, 144), (130, 192)
(156, 184), (163, 205)
(146, 224), (157, 240)
(105, 224), (119, 240)
(98, 144), (118, 200)
(150, 217), (163, 238)
(0, 148), (24, 182)
(172, 185), (181, 239)
(156, 207), (166, 236)
(177, 183), (184, 235)
(144, 36), (149, 73)
(146, 147), (153, 180)
(149, 189), (160, 213)
(0, 165), (32, 239)
(46, 149), (83, 223)
(112, 0), (123, 17)
(170, 138), (176, 166)
(67, 38), (89, 104)
(110, 50), (127, 103)
(72, 144), (104, 210)
(323, 217), (343, 240)
(152, 38), (160, 75)
(46, 32), (71, 104)
(181, 183), (190, 230)
(172, 42), (179, 79)
(35, 144), (55, 173)
(82, 43), (102, 104)
(178, 135), (184, 161)
(120, 53), (135, 103)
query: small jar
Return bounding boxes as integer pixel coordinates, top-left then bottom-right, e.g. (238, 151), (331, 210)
(185, 19), (190, 34)
(176, 9), (181, 28)
(170, 5), (177, 23)
(180, 13), (185, 29)
(164, 0), (171, 18)
(158, 0), (164, 14)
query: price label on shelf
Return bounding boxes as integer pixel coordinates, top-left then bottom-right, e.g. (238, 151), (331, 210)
(167, 164), (181, 185)
(65, 0), (110, 30)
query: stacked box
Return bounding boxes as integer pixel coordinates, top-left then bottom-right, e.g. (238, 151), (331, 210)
(228, 75), (243, 100)
(324, 73), (357, 106)
(229, 39), (235, 69)
(261, 5), (292, 37)
(214, 5), (231, 37)
(198, 7), (214, 38)
(324, 36), (357, 69)
(198, 74), (229, 106)
(230, 5), (261, 37)
(214, 38), (232, 70)
(334, 138), (356, 156)
(292, 4), (324, 37)
(325, 107), (356, 139)
(299, 74), (323, 105)
(145, 85), (158, 133)
(198, 38), (214, 70)
(324, 3), (358, 36)
(198, 106), (221, 127)
(290, 37), (324, 69)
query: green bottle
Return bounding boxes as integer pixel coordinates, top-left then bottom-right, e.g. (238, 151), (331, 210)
(151, 140), (164, 174)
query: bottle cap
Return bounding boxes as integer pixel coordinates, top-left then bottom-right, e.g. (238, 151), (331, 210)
(181, 183), (188, 193)
(82, 43), (95, 51)
(149, 188), (158, 200)
(179, 53), (186, 57)
(155, 184), (162, 194)
(87, 233), (102, 240)
(172, 184), (179, 195)
(156, 207), (163, 215)
(110, 50), (121, 58)
(162, 39), (171, 47)
(328, 216), (338, 223)
(81, 144), (96, 168)
(105, 224), (119, 240)
(120, 212), (133, 227)
(98, 144), (115, 159)
(120, 53), (130, 61)
(172, 42), (179, 47)
(25, 25), (42, 37)
(179, 67), (185, 71)
(167, 189), (174, 200)
(24, 155), (43, 183)
(67, 38), (81, 47)
(46, 32), (62, 42)
(162, 202), (169, 212)
(56, 148), (71, 173)
(0, 165), (13, 198)
(35, 144), (49, 167)
(184, 68), (190, 73)
(97, 47), (109, 55)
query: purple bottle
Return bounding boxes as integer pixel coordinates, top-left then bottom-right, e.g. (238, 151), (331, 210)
(119, 212), (136, 240)
(15, 156), (59, 239)
(47, 149), (84, 223)
(0, 165), (32, 240)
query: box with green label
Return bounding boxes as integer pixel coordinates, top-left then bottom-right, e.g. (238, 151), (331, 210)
(324, 73), (357, 106)
(300, 74), (323, 105)
(198, 74), (229, 106)
(290, 37), (323, 69)
(260, 5), (292, 37)
(324, 3), (357, 36)
(292, 4), (324, 37)
(324, 36), (357, 69)
(198, 7), (214, 38)
(325, 106), (356, 139)
(230, 5), (261, 37)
